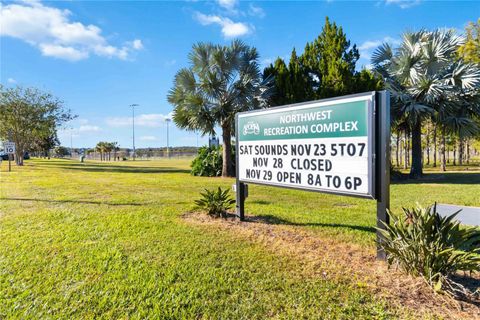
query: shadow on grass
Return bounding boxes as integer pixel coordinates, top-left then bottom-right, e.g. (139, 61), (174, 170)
(245, 213), (376, 233)
(250, 199), (272, 205)
(392, 172), (480, 185)
(35, 162), (190, 174)
(448, 274), (480, 307)
(0, 197), (144, 206)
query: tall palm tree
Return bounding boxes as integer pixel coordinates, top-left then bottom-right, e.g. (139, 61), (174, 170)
(168, 40), (272, 177)
(111, 142), (120, 161)
(95, 142), (106, 161)
(372, 29), (480, 177)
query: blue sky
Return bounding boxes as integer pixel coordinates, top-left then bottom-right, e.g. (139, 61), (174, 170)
(1, 0), (479, 148)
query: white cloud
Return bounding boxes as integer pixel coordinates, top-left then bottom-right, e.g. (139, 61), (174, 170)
(164, 59), (177, 67)
(385, 0), (421, 9)
(358, 36), (400, 67)
(248, 4), (265, 18)
(217, 0), (238, 10)
(7, 78), (17, 84)
(0, 1), (143, 61)
(78, 125), (101, 132)
(59, 122), (101, 135)
(139, 136), (158, 141)
(106, 113), (173, 128)
(131, 39), (143, 50)
(39, 43), (89, 61)
(195, 12), (251, 38)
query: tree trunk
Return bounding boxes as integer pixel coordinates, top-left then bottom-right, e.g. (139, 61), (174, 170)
(221, 122), (234, 177)
(14, 141), (24, 166)
(398, 137), (403, 168)
(426, 124), (430, 166)
(404, 129), (408, 170)
(441, 127), (446, 172)
(407, 134), (410, 167)
(453, 146), (456, 166)
(466, 140), (470, 164)
(433, 123), (437, 167)
(395, 131), (400, 168)
(458, 138), (463, 165)
(409, 120), (423, 178)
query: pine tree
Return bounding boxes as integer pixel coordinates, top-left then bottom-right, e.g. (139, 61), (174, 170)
(287, 48), (312, 103)
(263, 58), (290, 106)
(263, 17), (381, 107)
(301, 17), (359, 99)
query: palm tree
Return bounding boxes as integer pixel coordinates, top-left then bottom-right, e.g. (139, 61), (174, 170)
(95, 141), (106, 161)
(372, 29), (480, 177)
(168, 40), (272, 177)
(111, 142), (120, 161)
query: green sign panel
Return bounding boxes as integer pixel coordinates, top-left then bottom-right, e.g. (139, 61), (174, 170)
(238, 100), (368, 141)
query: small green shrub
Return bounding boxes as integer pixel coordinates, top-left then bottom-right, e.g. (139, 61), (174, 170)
(378, 203), (480, 297)
(190, 146), (235, 177)
(194, 187), (235, 218)
(190, 146), (222, 177)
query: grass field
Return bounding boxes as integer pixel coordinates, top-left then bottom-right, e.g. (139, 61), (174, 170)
(1, 158), (479, 319)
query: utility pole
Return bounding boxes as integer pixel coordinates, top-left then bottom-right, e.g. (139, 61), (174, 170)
(166, 118), (171, 158)
(130, 104), (139, 160)
(70, 127), (73, 158)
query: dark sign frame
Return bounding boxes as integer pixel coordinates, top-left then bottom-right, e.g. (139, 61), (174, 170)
(234, 91), (390, 259)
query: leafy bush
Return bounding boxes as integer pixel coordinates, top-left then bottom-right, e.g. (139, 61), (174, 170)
(194, 187), (235, 218)
(191, 146), (222, 177)
(378, 203), (480, 296)
(190, 146), (235, 177)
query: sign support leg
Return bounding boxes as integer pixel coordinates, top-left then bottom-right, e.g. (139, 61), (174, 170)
(236, 180), (245, 221)
(376, 91), (390, 260)
(8, 154), (11, 172)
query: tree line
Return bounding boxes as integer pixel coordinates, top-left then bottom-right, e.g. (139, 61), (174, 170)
(93, 141), (120, 161)
(1, 18), (478, 178)
(169, 17), (480, 178)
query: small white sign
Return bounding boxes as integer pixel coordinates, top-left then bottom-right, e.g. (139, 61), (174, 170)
(4, 142), (16, 154)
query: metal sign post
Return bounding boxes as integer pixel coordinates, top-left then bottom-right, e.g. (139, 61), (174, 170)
(235, 91), (390, 260)
(375, 91), (390, 260)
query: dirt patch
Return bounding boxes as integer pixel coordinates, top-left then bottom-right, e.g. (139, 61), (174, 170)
(183, 212), (480, 320)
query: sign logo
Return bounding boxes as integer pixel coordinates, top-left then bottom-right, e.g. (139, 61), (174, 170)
(242, 121), (260, 136)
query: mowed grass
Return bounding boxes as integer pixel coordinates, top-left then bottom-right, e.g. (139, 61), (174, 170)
(1, 158), (479, 319)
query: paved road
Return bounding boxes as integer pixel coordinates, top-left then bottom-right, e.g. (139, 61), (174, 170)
(436, 204), (480, 227)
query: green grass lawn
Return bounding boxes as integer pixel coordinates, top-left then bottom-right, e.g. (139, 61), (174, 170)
(1, 158), (479, 319)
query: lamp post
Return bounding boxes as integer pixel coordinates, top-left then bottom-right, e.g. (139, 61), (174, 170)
(130, 104), (139, 160)
(70, 127), (73, 158)
(166, 118), (171, 158)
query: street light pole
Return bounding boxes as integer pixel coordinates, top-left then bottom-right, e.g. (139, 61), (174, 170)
(166, 118), (171, 158)
(70, 128), (73, 159)
(130, 104), (139, 161)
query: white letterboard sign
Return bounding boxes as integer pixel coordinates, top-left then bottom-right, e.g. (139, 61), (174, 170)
(236, 92), (376, 198)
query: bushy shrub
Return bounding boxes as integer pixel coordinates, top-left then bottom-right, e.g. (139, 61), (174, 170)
(190, 146), (235, 177)
(194, 187), (235, 218)
(378, 203), (480, 296)
(190, 146), (222, 176)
